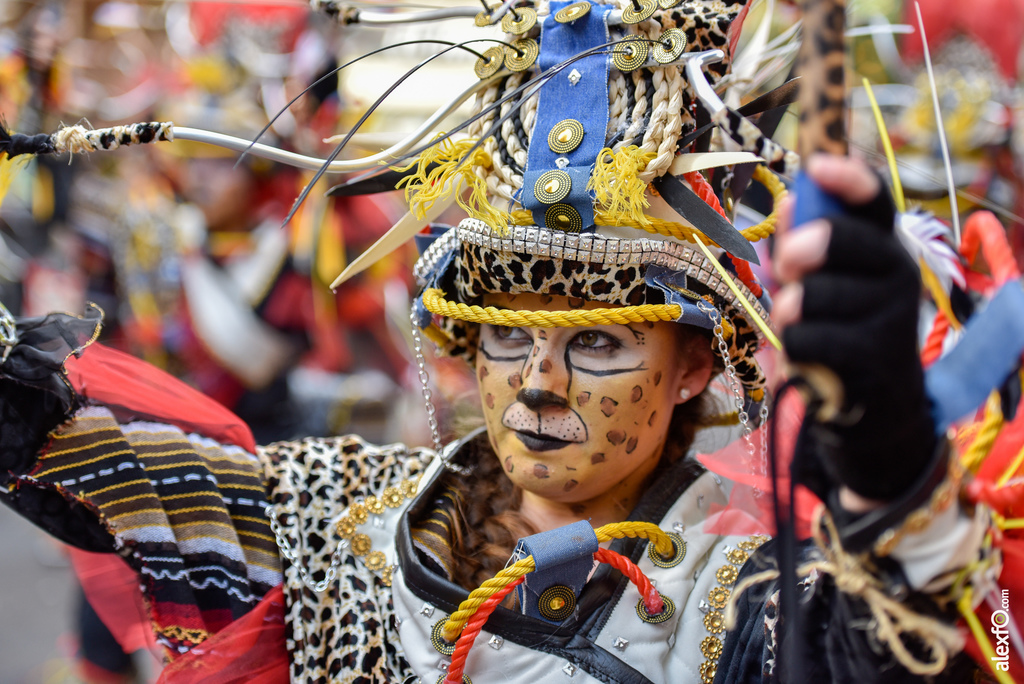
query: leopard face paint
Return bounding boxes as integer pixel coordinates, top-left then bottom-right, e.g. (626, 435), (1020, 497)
(476, 293), (693, 505)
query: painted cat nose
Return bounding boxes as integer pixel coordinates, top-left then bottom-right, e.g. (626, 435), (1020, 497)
(516, 388), (568, 410)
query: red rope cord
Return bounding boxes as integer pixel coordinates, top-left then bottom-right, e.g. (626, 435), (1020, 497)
(445, 577), (523, 684)
(961, 211), (1020, 286)
(594, 547), (663, 614)
(921, 309), (949, 368)
(683, 171), (763, 298)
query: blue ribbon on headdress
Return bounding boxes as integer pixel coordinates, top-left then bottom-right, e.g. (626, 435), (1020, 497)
(521, 1), (613, 231)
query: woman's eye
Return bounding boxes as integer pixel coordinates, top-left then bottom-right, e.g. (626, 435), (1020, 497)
(489, 325), (530, 343)
(572, 331), (619, 351)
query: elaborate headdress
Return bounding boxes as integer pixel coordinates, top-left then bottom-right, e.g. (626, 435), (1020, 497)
(360, 0), (793, 448)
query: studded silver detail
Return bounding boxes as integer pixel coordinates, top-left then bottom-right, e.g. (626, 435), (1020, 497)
(667, 633), (676, 648)
(699, 599), (710, 614)
(373, 516), (385, 528)
(420, 603), (436, 618)
(555, 156), (570, 169)
(613, 637), (629, 651)
(562, 663), (577, 677)
(568, 68), (582, 85)
(488, 635), (505, 650)
(437, 659), (450, 671)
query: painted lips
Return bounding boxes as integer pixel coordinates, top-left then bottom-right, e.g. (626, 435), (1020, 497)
(502, 404), (587, 451)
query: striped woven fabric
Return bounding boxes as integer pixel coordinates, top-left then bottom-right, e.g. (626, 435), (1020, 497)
(29, 405), (282, 654)
(410, 487), (461, 580)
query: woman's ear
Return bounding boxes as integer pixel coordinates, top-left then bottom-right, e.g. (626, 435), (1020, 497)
(671, 337), (714, 405)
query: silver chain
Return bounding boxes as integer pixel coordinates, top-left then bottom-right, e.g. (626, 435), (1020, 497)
(0, 301), (18, 364)
(409, 309), (444, 454)
(267, 506), (343, 593)
(697, 299), (755, 458)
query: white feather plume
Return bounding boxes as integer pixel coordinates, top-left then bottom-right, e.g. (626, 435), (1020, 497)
(896, 209), (965, 293)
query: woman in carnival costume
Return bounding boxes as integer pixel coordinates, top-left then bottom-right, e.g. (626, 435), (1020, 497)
(1, 0), (1023, 682)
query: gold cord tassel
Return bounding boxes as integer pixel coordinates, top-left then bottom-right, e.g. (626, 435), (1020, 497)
(587, 146), (656, 227)
(396, 134), (511, 232)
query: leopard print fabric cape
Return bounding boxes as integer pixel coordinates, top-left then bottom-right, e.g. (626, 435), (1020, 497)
(260, 435), (435, 683)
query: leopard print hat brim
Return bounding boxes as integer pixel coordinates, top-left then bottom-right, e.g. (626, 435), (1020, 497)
(413, 219), (769, 404)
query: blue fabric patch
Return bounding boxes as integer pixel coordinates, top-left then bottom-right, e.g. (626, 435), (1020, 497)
(645, 265), (716, 330)
(414, 247), (458, 328)
(515, 520), (598, 624)
(926, 281), (1024, 431)
(522, 1), (612, 231)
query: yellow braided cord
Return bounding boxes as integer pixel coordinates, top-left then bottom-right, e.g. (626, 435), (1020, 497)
(509, 164), (784, 246)
(443, 556), (536, 642)
(957, 587), (1017, 684)
(422, 289), (681, 327)
(961, 393), (1003, 473)
(594, 521), (674, 557)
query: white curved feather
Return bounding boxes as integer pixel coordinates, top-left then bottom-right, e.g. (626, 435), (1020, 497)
(896, 210), (965, 293)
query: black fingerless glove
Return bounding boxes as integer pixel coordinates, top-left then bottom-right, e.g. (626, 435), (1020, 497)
(782, 187), (937, 502)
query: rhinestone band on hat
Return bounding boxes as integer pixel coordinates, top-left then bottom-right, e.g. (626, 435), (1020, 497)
(413, 219), (769, 326)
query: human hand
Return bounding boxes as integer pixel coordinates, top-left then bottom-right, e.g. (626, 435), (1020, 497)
(772, 155), (935, 503)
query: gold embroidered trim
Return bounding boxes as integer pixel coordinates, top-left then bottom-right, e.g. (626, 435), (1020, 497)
(700, 534), (769, 683)
(332, 477), (421, 575)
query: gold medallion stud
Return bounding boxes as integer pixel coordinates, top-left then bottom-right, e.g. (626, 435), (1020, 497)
(534, 170), (572, 204)
(547, 119), (585, 154)
(653, 28), (687, 64)
(620, 0), (657, 24)
(475, 46), (506, 79)
(554, 1), (592, 23)
(474, 10), (493, 26)
(612, 35), (649, 72)
(545, 203), (583, 233)
(504, 38), (539, 72)
(538, 585), (577, 621)
(658, 0), (681, 9)
(501, 6), (537, 34)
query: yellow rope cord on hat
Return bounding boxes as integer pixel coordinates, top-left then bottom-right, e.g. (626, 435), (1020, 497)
(509, 164), (786, 247)
(441, 521), (675, 641)
(957, 586), (1016, 684)
(961, 392), (1003, 474)
(422, 288), (681, 327)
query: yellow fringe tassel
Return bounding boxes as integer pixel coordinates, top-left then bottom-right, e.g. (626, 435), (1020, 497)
(395, 134), (511, 232)
(587, 146), (657, 227)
